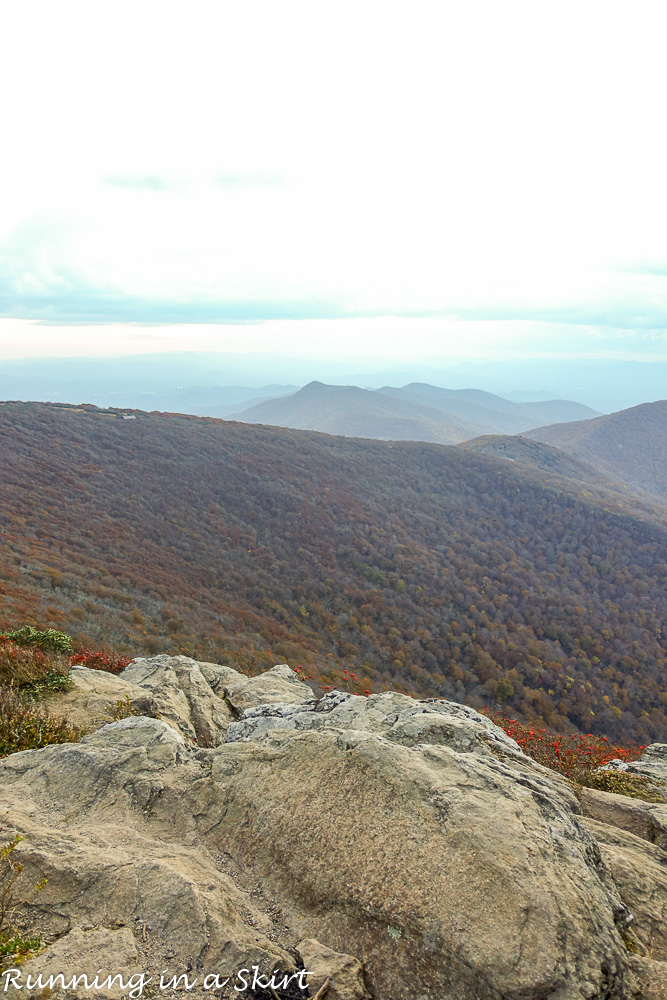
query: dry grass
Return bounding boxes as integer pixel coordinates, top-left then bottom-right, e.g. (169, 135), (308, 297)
(0, 641), (71, 696)
(0, 687), (81, 757)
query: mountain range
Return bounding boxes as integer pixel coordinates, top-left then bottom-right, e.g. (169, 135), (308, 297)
(230, 380), (599, 442)
(2, 352), (666, 411)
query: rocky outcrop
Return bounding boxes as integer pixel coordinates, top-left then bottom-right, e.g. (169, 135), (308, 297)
(41, 665), (158, 732)
(119, 655), (237, 744)
(115, 656), (316, 745)
(2, 656), (667, 999)
(222, 662), (317, 714)
(0, 717), (295, 997)
(583, 818), (667, 962)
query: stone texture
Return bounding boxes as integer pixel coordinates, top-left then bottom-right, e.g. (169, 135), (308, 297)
(120, 655), (235, 745)
(0, 718), (294, 982)
(41, 666), (158, 732)
(206, 727), (631, 999)
(625, 955), (667, 1000)
(13, 926), (141, 999)
(296, 939), (370, 1000)
(583, 818), (667, 962)
(579, 786), (667, 849)
(226, 688), (521, 752)
(628, 744), (667, 783)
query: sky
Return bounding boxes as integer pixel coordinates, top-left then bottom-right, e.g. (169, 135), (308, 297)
(1, 1), (667, 365)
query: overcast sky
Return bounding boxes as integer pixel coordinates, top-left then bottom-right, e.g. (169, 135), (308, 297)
(1, 1), (666, 363)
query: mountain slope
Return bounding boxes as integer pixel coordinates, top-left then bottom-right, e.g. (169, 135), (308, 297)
(461, 435), (617, 485)
(230, 381), (484, 443)
(524, 400), (667, 503)
(379, 383), (599, 435)
(0, 401), (665, 744)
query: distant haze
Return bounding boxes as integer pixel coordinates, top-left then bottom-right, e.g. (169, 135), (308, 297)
(0, 351), (664, 413)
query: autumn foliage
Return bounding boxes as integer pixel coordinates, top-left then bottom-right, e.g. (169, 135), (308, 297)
(0, 402), (665, 744)
(484, 710), (661, 798)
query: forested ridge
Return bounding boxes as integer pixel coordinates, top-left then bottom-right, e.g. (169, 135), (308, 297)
(1, 401), (665, 743)
(526, 399), (667, 504)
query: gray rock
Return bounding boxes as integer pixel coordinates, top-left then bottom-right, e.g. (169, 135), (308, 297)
(14, 926), (140, 999)
(5, 660), (667, 1000)
(121, 655), (235, 745)
(579, 787), (667, 850)
(207, 727), (632, 999)
(0, 717), (295, 981)
(40, 666), (159, 733)
(225, 688), (521, 754)
(222, 663), (314, 713)
(584, 818), (667, 962)
(627, 744), (667, 783)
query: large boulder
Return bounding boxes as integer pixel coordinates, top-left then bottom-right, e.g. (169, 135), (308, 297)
(226, 688), (523, 751)
(222, 663), (315, 714)
(583, 818), (667, 962)
(3, 662), (667, 999)
(0, 718), (295, 993)
(202, 726), (634, 1000)
(118, 657), (314, 744)
(579, 786), (667, 850)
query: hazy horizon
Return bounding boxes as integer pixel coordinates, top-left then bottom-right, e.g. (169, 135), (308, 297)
(1, 349), (665, 413)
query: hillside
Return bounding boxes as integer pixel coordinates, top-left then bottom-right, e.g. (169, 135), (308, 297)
(524, 400), (667, 504)
(0, 401), (666, 743)
(230, 380), (483, 442)
(379, 383), (599, 435)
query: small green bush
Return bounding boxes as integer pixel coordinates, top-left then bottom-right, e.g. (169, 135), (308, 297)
(1, 626), (73, 655)
(577, 769), (665, 802)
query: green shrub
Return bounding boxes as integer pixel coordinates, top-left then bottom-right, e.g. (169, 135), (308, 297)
(105, 694), (140, 721)
(1, 626), (73, 655)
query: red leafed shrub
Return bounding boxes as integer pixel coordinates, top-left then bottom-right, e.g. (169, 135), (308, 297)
(68, 648), (133, 674)
(481, 710), (663, 799)
(483, 710), (644, 778)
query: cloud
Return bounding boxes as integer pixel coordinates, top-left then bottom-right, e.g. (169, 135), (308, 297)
(104, 175), (188, 193)
(0, 294), (350, 325)
(611, 260), (667, 277)
(213, 172), (287, 188)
